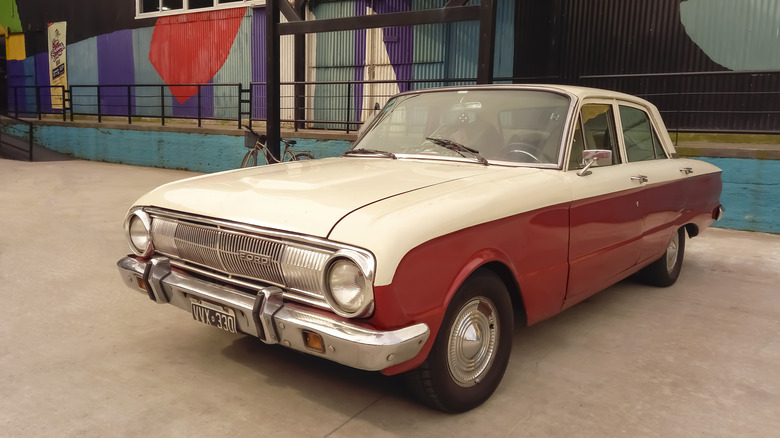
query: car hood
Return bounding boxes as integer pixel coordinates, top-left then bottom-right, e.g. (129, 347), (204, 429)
(133, 157), (505, 237)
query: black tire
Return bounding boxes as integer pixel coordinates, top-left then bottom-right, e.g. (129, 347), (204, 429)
(240, 149), (258, 168)
(405, 270), (514, 413)
(293, 152), (315, 161)
(637, 227), (686, 287)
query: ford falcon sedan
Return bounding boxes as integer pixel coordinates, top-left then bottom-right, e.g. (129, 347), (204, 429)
(117, 85), (723, 412)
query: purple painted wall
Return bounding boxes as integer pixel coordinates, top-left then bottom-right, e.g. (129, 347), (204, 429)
(7, 60), (30, 113)
(34, 52), (55, 114)
(373, 0), (413, 92)
(251, 7), (267, 119)
(97, 30), (136, 116)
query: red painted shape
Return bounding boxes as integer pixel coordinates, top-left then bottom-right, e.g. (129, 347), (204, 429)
(149, 8), (246, 103)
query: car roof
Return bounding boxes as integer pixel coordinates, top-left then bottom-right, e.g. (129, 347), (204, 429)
(397, 84), (651, 106)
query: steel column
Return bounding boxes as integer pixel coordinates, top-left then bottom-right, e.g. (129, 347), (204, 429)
(477, 0), (497, 84)
(266, 0), (282, 159)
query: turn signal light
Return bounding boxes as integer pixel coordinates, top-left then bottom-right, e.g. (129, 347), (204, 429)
(136, 276), (147, 291)
(302, 331), (325, 353)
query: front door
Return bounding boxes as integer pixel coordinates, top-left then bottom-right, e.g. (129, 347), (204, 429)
(565, 102), (646, 306)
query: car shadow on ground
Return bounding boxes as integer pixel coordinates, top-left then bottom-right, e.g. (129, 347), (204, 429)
(211, 277), (656, 417)
(219, 333), (418, 413)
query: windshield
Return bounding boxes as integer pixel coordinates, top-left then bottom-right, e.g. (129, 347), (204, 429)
(353, 89), (571, 166)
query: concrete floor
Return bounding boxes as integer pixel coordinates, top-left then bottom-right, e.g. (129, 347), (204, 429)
(1, 157), (778, 438)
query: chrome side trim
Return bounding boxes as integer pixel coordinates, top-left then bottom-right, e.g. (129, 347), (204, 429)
(117, 256), (430, 371)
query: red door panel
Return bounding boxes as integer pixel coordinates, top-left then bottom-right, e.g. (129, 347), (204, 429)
(565, 164), (646, 305)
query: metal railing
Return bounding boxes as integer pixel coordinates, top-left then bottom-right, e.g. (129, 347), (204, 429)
(9, 79), (478, 133)
(8, 85), (67, 121)
(579, 70), (780, 135)
(248, 78), (477, 132)
(69, 83), (244, 128)
(0, 114), (35, 161)
(10, 83), (245, 128)
(8, 72), (780, 135)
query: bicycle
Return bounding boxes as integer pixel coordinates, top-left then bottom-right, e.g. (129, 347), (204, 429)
(240, 124), (315, 167)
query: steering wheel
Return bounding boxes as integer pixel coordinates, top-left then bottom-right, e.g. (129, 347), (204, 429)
(506, 142), (542, 163)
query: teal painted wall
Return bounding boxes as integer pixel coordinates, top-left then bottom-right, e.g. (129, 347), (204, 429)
(5, 124), (351, 173)
(697, 157), (780, 234)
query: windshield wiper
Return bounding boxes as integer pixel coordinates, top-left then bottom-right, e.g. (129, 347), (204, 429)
(343, 148), (397, 159)
(425, 137), (488, 165)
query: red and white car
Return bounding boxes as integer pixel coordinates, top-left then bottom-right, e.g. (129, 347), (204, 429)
(117, 85), (723, 412)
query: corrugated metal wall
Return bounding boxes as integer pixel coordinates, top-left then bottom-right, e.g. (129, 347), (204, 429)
(515, 0), (780, 132)
(131, 27), (171, 118)
(308, 0), (515, 127)
(309, 0), (357, 129)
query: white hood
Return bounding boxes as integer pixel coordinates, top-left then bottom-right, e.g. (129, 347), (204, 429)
(133, 157), (500, 237)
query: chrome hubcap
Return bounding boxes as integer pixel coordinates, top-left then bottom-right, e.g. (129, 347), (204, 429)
(447, 297), (499, 387)
(666, 231), (680, 272)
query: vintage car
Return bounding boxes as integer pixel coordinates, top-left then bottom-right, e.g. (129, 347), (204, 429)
(117, 85), (723, 412)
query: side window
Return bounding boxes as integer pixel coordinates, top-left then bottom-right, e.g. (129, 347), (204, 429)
(571, 104), (620, 168)
(619, 106), (668, 162)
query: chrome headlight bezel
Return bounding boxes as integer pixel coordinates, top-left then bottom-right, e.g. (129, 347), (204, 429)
(124, 207), (153, 257)
(323, 250), (375, 319)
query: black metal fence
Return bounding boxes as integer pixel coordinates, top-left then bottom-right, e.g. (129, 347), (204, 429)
(0, 115), (35, 161)
(248, 78), (477, 132)
(578, 70), (780, 135)
(7, 72), (780, 134)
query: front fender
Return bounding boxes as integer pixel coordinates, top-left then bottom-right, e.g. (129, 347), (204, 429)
(373, 204), (570, 375)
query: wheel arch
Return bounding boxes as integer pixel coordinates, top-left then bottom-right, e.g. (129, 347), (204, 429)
(475, 261), (528, 327)
(684, 223), (700, 238)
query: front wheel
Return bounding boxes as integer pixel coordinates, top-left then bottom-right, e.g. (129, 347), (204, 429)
(637, 227), (686, 287)
(405, 270), (514, 413)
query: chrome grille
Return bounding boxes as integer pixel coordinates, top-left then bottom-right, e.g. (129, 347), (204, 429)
(149, 215), (330, 304)
(282, 246), (330, 294)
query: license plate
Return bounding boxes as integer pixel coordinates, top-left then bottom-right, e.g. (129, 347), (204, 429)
(191, 300), (237, 334)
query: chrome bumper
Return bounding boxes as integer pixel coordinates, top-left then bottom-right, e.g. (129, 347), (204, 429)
(117, 256), (429, 371)
(715, 204), (726, 221)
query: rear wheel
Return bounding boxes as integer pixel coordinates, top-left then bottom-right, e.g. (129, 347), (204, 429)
(637, 227), (686, 287)
(405, 270), (513, 413)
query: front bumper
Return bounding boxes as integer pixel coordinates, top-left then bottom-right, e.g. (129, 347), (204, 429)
(117, 256), (429, 371)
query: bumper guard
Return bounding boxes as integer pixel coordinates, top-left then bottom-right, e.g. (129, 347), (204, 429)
(117, 256), (429, 372)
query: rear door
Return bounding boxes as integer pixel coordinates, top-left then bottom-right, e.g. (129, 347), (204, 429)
(615, 103), (688, 264)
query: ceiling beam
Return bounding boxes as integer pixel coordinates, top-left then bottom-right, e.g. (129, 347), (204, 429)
(278, 5), (480, 35)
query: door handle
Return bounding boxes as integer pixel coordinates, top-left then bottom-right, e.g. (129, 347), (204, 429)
(680, 167), (694, 175)
(630, 175), (649, 183)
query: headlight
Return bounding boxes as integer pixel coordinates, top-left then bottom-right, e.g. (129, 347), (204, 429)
(325, 256), (373, 318)
(124, 208), (153, 257)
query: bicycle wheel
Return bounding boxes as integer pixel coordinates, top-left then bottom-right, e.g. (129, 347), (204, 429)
(293, 152), (315, 161)
(240, 149), (258, 168)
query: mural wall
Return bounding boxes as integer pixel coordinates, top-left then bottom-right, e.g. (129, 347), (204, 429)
(6, 0), (780, 131)
(6, 0), (515, 128)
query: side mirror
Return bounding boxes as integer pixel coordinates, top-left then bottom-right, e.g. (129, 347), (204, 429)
(577, 149), (612, 176)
